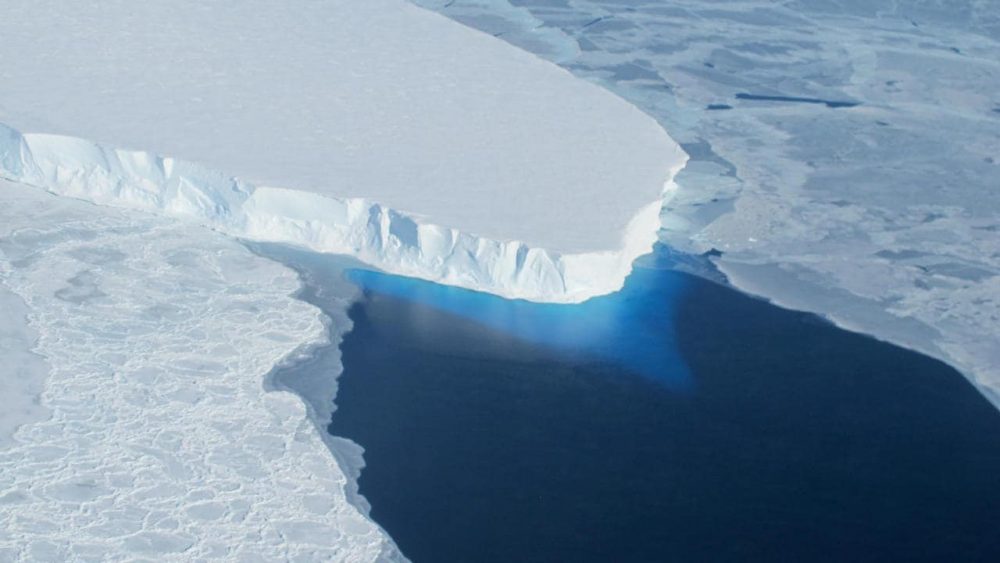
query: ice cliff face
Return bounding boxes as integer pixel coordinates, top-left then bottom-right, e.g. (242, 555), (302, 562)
(0, 124), (685, 304)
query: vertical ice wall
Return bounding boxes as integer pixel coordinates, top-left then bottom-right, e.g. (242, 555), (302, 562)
(0, 124), (684, 303)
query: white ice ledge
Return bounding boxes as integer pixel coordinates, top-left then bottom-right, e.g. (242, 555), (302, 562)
(0, 123), (685, 303)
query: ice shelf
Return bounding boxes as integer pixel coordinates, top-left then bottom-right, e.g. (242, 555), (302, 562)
(0, 0), (685, 303)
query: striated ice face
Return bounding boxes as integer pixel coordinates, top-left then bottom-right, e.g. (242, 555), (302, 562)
(415, 0), (1000, 407)
(0, 180), (401, 561)
(0, 124), (675, 304)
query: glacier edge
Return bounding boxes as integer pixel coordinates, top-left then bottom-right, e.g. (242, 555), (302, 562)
(0, 122), (686, 303)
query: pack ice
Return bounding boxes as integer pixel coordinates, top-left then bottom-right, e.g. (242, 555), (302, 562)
(0, 179), (402, 561)
(0, 0), (685, 303)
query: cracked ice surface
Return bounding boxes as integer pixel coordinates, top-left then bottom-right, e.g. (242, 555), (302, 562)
(415, 0), (1000, 406)
(0, 180), (400, 561)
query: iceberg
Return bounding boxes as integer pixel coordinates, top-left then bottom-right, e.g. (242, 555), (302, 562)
(0, 0), (685, 303)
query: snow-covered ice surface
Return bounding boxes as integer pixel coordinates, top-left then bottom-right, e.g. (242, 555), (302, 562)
(413, 0), (1000, 407)
(0, 0), (686, 303)
(0, 179), (400, 561)
(0, 287), (49, 450)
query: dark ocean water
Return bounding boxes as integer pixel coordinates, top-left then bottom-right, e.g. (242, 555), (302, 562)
(276, 245), (1000, 562)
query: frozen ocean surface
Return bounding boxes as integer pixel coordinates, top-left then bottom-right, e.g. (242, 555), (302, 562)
(412, 0), (1000, 405)
(0, 287), (49, 450)
(0, 180), (400, 561)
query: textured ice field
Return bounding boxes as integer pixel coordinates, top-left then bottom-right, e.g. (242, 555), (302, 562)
(0, 287), (49, 450)
(0, 180), (400, 561)
(414, 0), (1000, 406)
(0, 0), (686, 302)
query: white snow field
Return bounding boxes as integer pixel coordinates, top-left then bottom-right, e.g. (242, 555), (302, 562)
(414, 0), (1000, 407)
(0, 0), (685, 303)
(0, 179), (401, 561)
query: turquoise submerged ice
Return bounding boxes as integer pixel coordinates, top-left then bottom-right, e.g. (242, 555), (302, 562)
(415, 0), (1000, 407)
(348, 246), (693, 390)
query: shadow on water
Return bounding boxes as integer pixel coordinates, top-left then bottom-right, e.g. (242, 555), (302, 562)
(289, 244), (1000, 563)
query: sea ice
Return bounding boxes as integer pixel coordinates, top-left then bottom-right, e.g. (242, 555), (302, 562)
(0, 287), (49, 449)
(0, 179), (401, 561)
